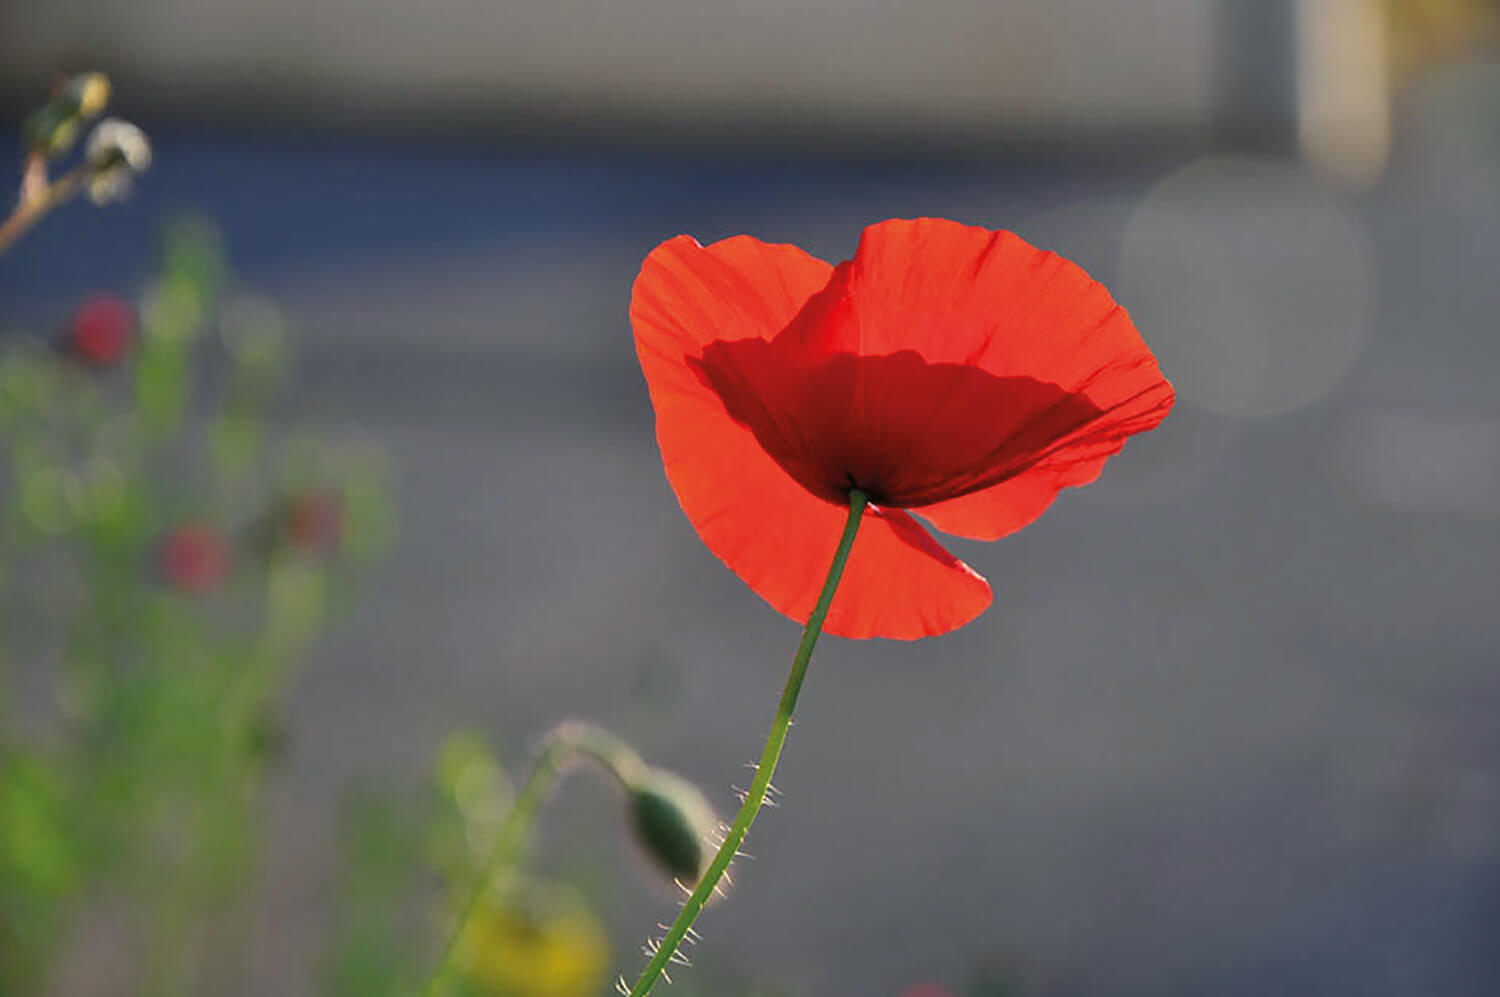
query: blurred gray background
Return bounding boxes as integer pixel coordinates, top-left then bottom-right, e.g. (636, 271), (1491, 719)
(4, 0), (1500, 994)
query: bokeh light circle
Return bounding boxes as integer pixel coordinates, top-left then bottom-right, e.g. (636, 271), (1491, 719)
(1116, 157), (1374, 418)
(1399, 61), (1500, 211)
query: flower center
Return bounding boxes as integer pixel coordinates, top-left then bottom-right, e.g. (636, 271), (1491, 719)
(691, 338), (1104, 510)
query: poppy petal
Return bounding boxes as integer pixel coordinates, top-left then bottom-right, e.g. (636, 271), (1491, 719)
(782, 217), (1173, 531)
(631, 234), (833, 355)
(632, 234), (991, 639)
(825, 504), (992, 639)
(911, 448), (1111, 541)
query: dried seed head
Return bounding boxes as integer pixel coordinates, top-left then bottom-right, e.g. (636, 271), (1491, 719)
(84, 119), (152, 204)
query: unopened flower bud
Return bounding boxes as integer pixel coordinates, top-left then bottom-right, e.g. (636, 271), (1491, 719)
(160, 523), (231, 594)
(66, 294), (134, 366)
(84, 119), (151, 204)
(22, 105), (79, 158)
(21, 73), (111, 157)
(284, 489), (342, 554)
(67, 73), (112, 118)
(627, 767), (719, 886)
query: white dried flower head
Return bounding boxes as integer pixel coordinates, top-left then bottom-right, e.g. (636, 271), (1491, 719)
(86, 118), (151, 173)
(86, 170), (133, 206)
(84, 119), (151, 204)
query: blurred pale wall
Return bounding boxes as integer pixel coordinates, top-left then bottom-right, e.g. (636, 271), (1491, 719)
(3, 0), (1226, 134)
(1, 0), (1410, 183)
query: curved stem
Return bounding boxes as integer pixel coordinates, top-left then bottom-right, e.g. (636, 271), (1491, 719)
(0, 161), (91, 255)
(625, 489), (868, 997)
(420, 721), (644, 996)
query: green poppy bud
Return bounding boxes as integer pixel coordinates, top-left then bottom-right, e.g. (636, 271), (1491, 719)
(627, 768), (719, 887)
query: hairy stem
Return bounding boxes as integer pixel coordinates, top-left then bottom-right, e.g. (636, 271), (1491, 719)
(624, 489), (868, 996)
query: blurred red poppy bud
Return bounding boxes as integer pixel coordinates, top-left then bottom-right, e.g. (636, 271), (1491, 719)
(160, 524), (231, 594)
(901, 986), (956, 997)
(283, 489), (341, 554)
(627, 767), (720, 887)
(67, 295), (133, 366)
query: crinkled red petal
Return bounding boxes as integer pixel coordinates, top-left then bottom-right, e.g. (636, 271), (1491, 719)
(783, 217), (1175, 537)
(632, 234), (992, 638)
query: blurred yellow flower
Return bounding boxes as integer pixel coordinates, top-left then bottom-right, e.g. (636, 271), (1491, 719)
(1386, 0), (1499, 80)
(457, 885), (609, 997)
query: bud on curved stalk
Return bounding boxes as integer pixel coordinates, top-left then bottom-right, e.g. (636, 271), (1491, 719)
(626, 767), (720, 888)
(419, 724), (720, 996)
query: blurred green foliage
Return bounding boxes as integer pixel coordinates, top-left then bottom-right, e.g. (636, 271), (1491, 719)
(1, 212), (1025, 996)
(0, 217), (391, 995)
(331, 731), (611, 997)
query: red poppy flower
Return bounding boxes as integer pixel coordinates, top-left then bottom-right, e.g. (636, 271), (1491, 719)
(631, 218), (1173, 640)
(67, 294), (133, 366)
(160, 523), (231, 594)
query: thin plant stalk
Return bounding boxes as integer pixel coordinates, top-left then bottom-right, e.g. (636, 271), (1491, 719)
(421, 722), (642, 996)
(624, 488), (869, 996)
(0, 161), (93, 254)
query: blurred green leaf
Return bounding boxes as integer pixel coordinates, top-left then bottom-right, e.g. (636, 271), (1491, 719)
(0, 752), (79, 897)
(329, 790), (426, 997)
(0, 211), (391, 994)
(159, 215), (227, 306)
(20, 465), (73, 535)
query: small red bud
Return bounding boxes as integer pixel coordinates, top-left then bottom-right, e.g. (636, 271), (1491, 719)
(284, 489), (341, 554)
(160, 524), (231, 594)
(68, 295), (133, 366)
(901, 986), (956, 997)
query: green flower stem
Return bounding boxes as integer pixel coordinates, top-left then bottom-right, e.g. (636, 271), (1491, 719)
(625, 488), (869, 997)
(421, 721), (644, 996)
